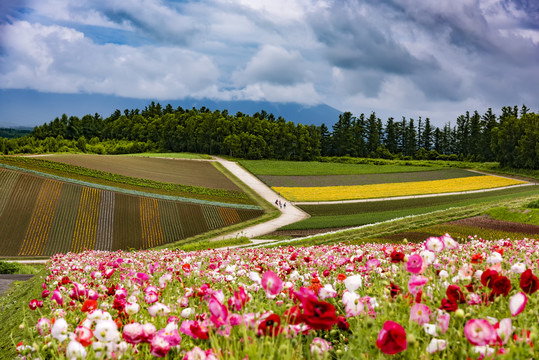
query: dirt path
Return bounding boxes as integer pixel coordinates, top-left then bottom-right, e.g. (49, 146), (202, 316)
(210, 158), (309, 241)
(0, 274), (34, 297)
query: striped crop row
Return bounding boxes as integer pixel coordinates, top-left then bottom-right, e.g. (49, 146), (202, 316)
(0, 168), (263, 257)
(273, 175), (527, 202)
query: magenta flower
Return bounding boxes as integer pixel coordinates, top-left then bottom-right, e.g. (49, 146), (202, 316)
(261, 270), (283, 298)
(209, 296), (228, 327)
(509, 292), (527, 316)
(51, 289), (64, 306)
(436, 311), (450, 335)
(410, 303), (431, 326)
(406, 254), (424, 274)
(425, 236), (445, 253)
(156, 324), (182, 347)
(463, 319), (497, 346)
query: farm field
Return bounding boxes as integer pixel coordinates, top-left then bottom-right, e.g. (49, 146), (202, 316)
(0, 168), (263, 257)
(47, 154), (238, 191)
(239, 159), (441, 176)
(0, 156), (252, 204)
(274, 175), (526, 202)
(122, 152), (212, 159)
(259, 168), (479, 187)
(276, 186), (539, 232)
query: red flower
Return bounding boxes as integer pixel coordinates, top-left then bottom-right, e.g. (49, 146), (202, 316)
(390, 251), (405, 263)
(471, 254), (483, 264)
(492, 276), (511, 296)
(28, 299), (38, 310)
(389, 282), (401, 298)
(376, 321), (407, 355)
(182, 263), (191, 273)
(446, 285), (466, 304)
(439, 298), (458, 312)
(520, 269), (539, 295)
(258, 313), (283, 337)
(337, 273), (347, 281)
(189, 322), (209, 340)
(337, 316), (350, 331)
(302, 298), (338, 330)
(283, 305), (302, 325)
(81, 299), (98, 313)
(481, 269), (499, 289)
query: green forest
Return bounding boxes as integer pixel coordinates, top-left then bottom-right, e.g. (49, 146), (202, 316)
(1, 103), (537, 169)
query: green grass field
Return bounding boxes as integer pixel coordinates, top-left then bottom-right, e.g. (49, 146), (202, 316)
(239, 159), (441, 176)
(485, 206), (539, 225)
(282, 186), (539, 230)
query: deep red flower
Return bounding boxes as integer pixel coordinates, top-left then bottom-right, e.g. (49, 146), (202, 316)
(302, 298), (338, 330)
(337, 316), (350, 331)
(61, 276), (70, 285)
(481, 269), (499, 289)
(376, 321), (407, 355)
(337, 273), (347, 281)
(258, 313), (283, 337)
(28, 299), (38, 310)
(464, 282), (475, 293)
(492, 276), (511, 296)
(520, 269), (539, 295)
(446, 285), (466, 304)
(189, 322), (209, 340)
(389, 282), (401, 298)
(283, 305), (302, 325)
(390, 251), (405, 263)
(439, 298), (458, 312)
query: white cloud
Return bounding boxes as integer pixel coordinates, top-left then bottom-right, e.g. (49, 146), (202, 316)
(0, 21), (220, 99)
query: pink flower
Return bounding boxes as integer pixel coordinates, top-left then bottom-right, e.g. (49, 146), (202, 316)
(406, 254), (424, 274)
(436, 311), (450, 335)
(496, 318), (513, 345)
(410, 303), (431, 326)
(36, 318), (51, 336)
(156, 324), (182, 347)
(51, 290), (63, 306)
(183, 346), (218, 360)
(150, 334), (171, 357)
(209, 297), (228, 327)
(261, 270), (283, 298)
(142, 323), (157, 342)
(365, 258), (380, 270)
(123, 322), (145, 344)
(509, 292), (527, 316)
(425, 236), (445, 253)
(463, 319), (497, 346)
(310, 337), (333, 356)
(408, 275), (428, 296)
(144, 290), (159, 304)
(73, 326), (93, 347)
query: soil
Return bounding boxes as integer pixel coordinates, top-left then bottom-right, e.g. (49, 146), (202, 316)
(0, 274), (34, 297)
(47, 154), (241, 191)
(446, 215), (539, 235)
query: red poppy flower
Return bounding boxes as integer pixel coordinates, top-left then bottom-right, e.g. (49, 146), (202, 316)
(520, 269), (539, 295)
(471, 254), (483, 264)
(302, 298), (338, 330)
(337, 316), (350, 331)
(481, 269), (499, 289)
(446, 285), (466, 304)
(258, 313), (283, 337)
(390, 251), (405, 263)
(389, 282), (401, 298)
(81, 299), (98, 313)
(337, 273), (347, 281)
(492, 276), (511, 296)
(376, 321), (407, 355)
(190, 322), (209, 340)
(439, 298), (458, 312)
(283, 305), (302, 325)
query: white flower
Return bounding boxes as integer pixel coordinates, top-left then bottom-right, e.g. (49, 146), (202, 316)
(472, 345), (495, 357)
(439, 270), (449, 279)
(425, 237), (445, 253)
(319, 284), (337, 300)
(441, 234), (458, 250)
(51, 318), (69, 342)
(420, 250), (436, 265)
(510, 263), (526, 274)
(249, 271), (261, 284)
(125, 302), (140, 316)
(426, 338), (447, 354)
(181, 308), (194, 318)
(486, 252), (503, 264)
(423, 323), (438, 336)
(148, 302), (171, 317)
(66, 340), (87, 360)
(343, 275), (362, 292)
(474, 270), (483, 280)
(94, 320), (120, 343)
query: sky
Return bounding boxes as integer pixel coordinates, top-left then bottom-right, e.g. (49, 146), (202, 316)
(0, 0), (538, 128)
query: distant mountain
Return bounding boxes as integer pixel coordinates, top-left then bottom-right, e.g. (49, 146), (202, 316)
(0, 89), (342, 128)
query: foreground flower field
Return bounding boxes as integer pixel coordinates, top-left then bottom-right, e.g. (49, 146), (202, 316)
(16, 235), (539, 359)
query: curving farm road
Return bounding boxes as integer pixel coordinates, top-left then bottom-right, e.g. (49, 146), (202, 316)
(210, 157), (309, 241)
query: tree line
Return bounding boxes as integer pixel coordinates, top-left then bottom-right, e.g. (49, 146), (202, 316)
(1, 102), (537, 169)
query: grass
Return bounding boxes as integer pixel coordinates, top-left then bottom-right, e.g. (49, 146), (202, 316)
(0, 272), (43, 358)
(175, 236), (252, 252)
(122, 152), (213, 159)
(239, 159), (442, 176)
(485, 206), (539, 225)
(268, 195), (538, 247)
(0, 261), (42, 275)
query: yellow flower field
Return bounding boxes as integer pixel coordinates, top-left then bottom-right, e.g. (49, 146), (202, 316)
(273, 175), (526, 202)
